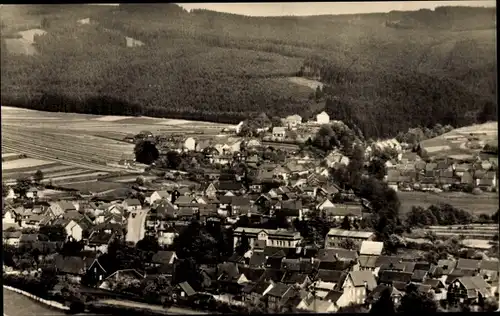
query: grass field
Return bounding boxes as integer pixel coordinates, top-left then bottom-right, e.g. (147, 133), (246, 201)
(398, 191), (499, 217)
(419, 121), (498, 159)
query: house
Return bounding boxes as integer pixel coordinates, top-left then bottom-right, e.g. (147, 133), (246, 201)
(151, 251), (177, 266)
(99, 269), (145, 290)
(358, 255), (379, 272)
(447, 276), (492, 305)
(322, 204), (363, 223)
(59, 219), (84, 241)
(233, 227), (302, 249)
(49, 201), (77, 218)
(272, 127), (286, 141)
(242, 280), (274, 304)
(149, 191), (170, 205)
(283, 115), (302, 129)
(3, 208), (18, 225)
(3, 230), (22, 246)
(317, 248), (358, 265)
(264, 282), (296, 310)
(317, 198), (335, 211)
(423, 278), (448, 301)
(54, 254), (88, 283)
(297, 296), (339, 313)
(26, 187), (38, 200)
(367, 284), (402, 308)
(85, 230), (116, 253)
(324, 229), (375, 250)
(359, 241), (384, 256)
(77, 17), (91, 25)
(183, 137), (196, 152)
(125, 36), (145, 48)
(338, 270), (378, 307)
(316, 111), (330, 124)
(85, 258), (108, 285)
(122, 199), (142, 211)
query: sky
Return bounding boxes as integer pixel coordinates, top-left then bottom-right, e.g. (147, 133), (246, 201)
(177, 1), (495, 17)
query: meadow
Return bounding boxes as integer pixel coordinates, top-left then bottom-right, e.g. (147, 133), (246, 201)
(398, 191), (499, 218)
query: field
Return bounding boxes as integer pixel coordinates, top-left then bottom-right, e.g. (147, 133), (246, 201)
(419, 121), (498, 159)
(398, 191), (499, 218)
(1, 106), (231, 186)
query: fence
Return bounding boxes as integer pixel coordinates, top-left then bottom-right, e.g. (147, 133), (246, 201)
(3, 285), (70, 311)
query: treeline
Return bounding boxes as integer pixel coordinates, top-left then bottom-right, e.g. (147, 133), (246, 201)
(2, 93), (249, 124)
(405, 204), (473, 228)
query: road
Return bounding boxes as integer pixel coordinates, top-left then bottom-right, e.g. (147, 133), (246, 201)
(3, 287), (110, 316)
(126, 209), (149, 244)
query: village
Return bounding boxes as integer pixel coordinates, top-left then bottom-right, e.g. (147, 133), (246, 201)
(2, 110), (499, 314)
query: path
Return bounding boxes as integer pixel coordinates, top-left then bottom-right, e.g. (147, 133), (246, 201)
(125, 209), (149, 244)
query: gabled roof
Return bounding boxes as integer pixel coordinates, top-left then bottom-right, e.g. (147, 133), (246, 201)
(454, 276), (491, 297)
(178, 281), (196, 296)
(378, 271), (413, 284)
(151, 251), (176, 265)
(358, 255), (379, 268)
(316, 269), (348, 284)
(326, 229), (374, 239)
(480, 260), (499, 272)
(348, 271), (377, 290)
(457, 258), (481, 271)
(281, 271), (309, 284)
(54, 254), (86, 275)
(123, 198), (141, 206)
(359, 241), (383, 256)
(266, 282), (290, 298)
(317, 248), (358, 262)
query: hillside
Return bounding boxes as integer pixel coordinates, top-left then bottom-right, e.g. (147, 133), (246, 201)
(0, 4), (496, 138)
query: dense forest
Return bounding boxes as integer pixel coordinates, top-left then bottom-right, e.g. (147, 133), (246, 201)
(0, 4), (496, 138)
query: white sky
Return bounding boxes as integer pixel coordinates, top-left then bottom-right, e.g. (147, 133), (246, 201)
(177, 1), (495, 16)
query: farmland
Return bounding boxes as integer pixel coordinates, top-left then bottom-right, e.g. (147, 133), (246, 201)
(419, 121), (498, 159)
(1, 106), (231, 186)
(398, 191), (499, 218)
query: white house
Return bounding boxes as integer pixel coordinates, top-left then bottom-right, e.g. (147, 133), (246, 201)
(235, 121), (245, 134)
(183, 137), (196, 152)
(283, 115), (302, 129)
(77, 17), (91, 25)
(5, 187), (16, 200)
(122, 199), (142, 212)
(272, 127), (286, 141)
(233, 227), (302, 249)
(125, 36), (145, 48)
(317, 199), (335, 211)
(150, 191), (170, 205)
(64, 219), (84, 241)
(2, 208), (17, 224)
(316, 111), (330, 125)
(338, 271), (377, 307)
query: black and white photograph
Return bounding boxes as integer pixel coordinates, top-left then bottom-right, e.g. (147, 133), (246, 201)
(1, 1), (498, 315)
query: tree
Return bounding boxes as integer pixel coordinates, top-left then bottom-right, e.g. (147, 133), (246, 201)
(39, 225), (67, 242)
(339, 238), (356, 250)
(13, 176), (32, 198)
(134, 140), (159, 165)
(60, 240), (84, 256)
(165, 151), (182, 169)
(173, 220), (219, 264)
(33, 170), (44, 185)
(340, 216), (351, 230)
(135, 176), (145, 186)
(367, 158), (387, 180)
(235, 230), (250, 256)
(398, 283), (438, 314)
(370, 287), (395, 314)
(136, 236), (160, 253)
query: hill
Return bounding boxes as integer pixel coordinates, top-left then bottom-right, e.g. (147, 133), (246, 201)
(0, 4), (496, 138)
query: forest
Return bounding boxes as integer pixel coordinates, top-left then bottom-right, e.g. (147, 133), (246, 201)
(0, 4), (496, 139)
